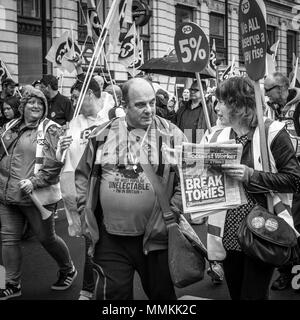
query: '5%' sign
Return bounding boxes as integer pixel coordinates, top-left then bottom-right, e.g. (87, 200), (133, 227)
(175, 22), (209, 73)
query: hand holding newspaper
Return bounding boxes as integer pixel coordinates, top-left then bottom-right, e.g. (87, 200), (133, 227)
(163, 142), (247, 222)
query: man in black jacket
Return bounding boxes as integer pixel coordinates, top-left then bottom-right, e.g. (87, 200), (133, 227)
(40, 75), (74, 126)
(175, 80), (216, 144)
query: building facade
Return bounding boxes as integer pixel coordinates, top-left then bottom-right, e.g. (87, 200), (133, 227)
(0, 0), (299, 95)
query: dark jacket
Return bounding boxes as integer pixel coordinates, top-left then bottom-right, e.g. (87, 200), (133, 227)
(0, 86), (63, 206)
(225, 125), (300, 208)
(47, 92), (74, 126)
(175, 99), (217, 143)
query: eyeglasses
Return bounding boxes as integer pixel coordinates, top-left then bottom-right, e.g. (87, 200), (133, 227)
(265, 85), (281, 93)
(189, 88), (200, 92)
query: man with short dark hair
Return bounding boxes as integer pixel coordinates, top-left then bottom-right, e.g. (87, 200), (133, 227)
(75, 77), (186, 300)
(1, 78), (18, 99)
(40, 74), (74, 126)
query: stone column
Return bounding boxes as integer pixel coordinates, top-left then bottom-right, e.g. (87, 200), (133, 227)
(150, 0), (176, 92)
(0, 0), (18, 80)
(52, 0), (78, 94)
(228, 4), (239, 66)
(198, 0), (209, 37)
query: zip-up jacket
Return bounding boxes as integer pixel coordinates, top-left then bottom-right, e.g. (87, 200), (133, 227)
(75, 116), (186, 255)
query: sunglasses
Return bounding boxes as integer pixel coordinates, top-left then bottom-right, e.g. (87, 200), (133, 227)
(265, 85), (281, 93)
(189, 88), (200, 92)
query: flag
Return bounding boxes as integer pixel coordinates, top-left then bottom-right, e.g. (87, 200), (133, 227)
(125, 0), (133, 24)
(118, 23), (136, 66)
(46, 31), (81, 73)
(87, 0), (103, 40)
(266, 40), (279, 76)
(290, 55), (300, 88)
(220, 57), (239, 81)
(118, 23), (143, 77)
(270, 40), (279, 58)
(0, 57), (9, 83)
(207, 39), (217, 77)
(108, 0), (126, 53)
(119, 0), (132, 28)
(127, 39), (144, 77)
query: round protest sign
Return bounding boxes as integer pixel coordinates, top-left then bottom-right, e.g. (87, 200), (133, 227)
(174, 22), (209, 73)
(239, 0), (267, 81)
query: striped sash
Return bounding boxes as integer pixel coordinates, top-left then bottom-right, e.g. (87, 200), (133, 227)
(34, 119), (62, 205)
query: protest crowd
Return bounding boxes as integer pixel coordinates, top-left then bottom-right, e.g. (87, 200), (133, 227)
(1, 0), (300, 302)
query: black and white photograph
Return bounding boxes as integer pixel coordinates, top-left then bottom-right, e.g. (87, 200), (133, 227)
(0, 0), (300, 314)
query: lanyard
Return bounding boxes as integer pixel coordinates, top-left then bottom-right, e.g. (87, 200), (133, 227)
(127, 124), (151, 173)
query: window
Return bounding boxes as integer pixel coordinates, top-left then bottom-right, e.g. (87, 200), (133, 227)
(17, 0), (52, 84)
(17, 0), (51, 19)
(210, 13), (226, 65)
(176, 5), (193, 29)
(78, 0), (88, 44)
(140, 0), (150, 62)
(78, 0), (106, 44)
(287, 30), (297, 76)
(267, 26), (276, 47)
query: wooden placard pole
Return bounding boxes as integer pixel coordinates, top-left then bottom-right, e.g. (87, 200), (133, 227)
(253, 81), (273, 211)
(196, 72), (212, 134)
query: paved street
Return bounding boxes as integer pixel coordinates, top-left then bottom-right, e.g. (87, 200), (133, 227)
(0, 208), (300, 301)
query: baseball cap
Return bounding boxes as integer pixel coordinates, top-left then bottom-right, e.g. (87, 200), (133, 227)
(1, 78), (19, 87)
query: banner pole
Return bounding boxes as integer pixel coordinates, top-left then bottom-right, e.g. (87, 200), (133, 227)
(290, 57), (299, 89)
(74, 0), (120, 119)
(253, 81), (273, 211)
(61, 0), (120, 162)
(196, 72), (211, 134)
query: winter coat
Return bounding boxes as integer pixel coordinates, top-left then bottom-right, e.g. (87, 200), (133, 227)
(0, 86), (63, 206)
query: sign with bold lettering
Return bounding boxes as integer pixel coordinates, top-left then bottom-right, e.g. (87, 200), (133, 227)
(174, 22), (210, 73)
(239, 0), (267, 81)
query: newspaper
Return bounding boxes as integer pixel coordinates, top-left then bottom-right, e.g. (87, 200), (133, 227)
(178, 142), (247, 220)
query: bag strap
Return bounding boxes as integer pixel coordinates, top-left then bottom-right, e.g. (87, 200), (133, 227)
(139, 149), (177, 228)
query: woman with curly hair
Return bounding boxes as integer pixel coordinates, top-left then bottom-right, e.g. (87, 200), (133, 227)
(206, 76), (300, 300)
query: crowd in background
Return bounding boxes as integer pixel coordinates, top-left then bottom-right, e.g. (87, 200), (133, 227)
(0, 65), (300, 301)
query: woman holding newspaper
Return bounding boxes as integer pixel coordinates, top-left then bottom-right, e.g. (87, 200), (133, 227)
(0, 86), (76, 300)
(207, 76), (300, 300)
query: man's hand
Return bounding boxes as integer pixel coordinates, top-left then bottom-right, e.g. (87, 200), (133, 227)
(221, 164), (254, 183)
(19, 179), (34, 195)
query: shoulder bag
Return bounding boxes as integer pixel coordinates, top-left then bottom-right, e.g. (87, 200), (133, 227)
(140, 158), (207, 288)
(237, 204), (300, 267)
(237, 120), (300, 267)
